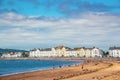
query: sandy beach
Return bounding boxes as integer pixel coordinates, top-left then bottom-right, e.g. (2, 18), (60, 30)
(0, 59), (120, 80)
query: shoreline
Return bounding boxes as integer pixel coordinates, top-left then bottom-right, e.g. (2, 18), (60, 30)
(0, 57), (89, 63)
(1, 57), (119, 61)
(0, 58), (82, 77)
(0, 62), (82, 77)
(0, 63), (81, 77)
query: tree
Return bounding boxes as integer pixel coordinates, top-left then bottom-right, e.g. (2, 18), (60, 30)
(103, 51), (109, 57)
(22, 52), (29, 57)
(0, 53), (2, 57)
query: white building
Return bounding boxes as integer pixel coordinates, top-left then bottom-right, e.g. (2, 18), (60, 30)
(109, 47), (120, 58)
(75, 47), (86, 57)
(84, 48), (92, 57)
(74, 47), (103, 58)
(1, 52), (22, 58)
(29, 46), (103, 58)
(54, 46), (66, 57)
(91, 47), (103, 57)
(66, 49), (77, 57)
(29, 48), (56, 57)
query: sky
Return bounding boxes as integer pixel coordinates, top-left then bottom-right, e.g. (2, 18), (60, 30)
(0, 0), (120, 51)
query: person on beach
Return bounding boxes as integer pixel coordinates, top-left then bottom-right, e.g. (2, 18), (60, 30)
(53, 65), (55, 69)
(59, 65), (62, 68)
(81, 65), (84, 69)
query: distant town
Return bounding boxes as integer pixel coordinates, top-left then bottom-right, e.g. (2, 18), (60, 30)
(0, 46), (120, 58)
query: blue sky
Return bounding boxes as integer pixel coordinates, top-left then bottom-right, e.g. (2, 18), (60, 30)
(0, 0), (120, 50)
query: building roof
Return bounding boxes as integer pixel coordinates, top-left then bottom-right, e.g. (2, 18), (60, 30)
(40, 48), (52, 51)
(74, 47), (85, 50)
(31, 48), (52, 51)
(109, 46), (120, 50)
(54, 46), (71, 50)
(30, 48), (40, 51)
(84, 48), (93, 50)
(54, 46), (64, 49)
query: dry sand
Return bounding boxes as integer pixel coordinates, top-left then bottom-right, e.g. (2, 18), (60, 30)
(62, 61), (120, 80)
(0, 60), (120, 80)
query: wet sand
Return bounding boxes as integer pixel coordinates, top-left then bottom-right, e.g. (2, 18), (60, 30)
(0, 59), (120, 80)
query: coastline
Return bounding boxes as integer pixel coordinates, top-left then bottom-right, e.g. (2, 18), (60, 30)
(0, 58), (82, 77)
(1, 57), (118, 61)
(0, 58), (120, 80)
(0, 62), (81, 77)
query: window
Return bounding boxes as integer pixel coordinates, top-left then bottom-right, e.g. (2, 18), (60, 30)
(95, 50), (97, 54)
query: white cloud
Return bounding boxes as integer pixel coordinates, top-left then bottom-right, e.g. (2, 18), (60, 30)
(0, 12), (120, 50)
(0, 12), (26, 20)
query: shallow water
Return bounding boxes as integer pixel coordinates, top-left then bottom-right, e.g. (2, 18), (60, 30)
(0, 60), (81, 76)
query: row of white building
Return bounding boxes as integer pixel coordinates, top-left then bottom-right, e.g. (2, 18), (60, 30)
(29, 46), (103, 57)
(1, 46), (120, 58)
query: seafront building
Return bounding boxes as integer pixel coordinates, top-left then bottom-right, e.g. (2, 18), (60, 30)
(1, 52), (22, 58)
(30, 48), (56, 57)
(0, 46), (103, 58)
(29, 46), (103, 58)
(109, 47), (120, 57)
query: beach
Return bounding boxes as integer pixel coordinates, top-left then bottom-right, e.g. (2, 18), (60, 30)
(0, 58), (120, 80)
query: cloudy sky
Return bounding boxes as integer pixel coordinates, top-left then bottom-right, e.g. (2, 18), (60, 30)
(0, 0), (120, 50)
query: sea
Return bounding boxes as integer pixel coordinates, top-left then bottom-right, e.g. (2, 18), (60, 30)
(0, 60), (81, 76)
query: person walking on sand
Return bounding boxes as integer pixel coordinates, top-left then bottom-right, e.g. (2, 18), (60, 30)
(53, 65), (55, 69)
(81, 65), (84, 69)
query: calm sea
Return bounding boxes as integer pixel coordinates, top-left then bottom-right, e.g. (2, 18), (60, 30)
(0, 60), (81, 76)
